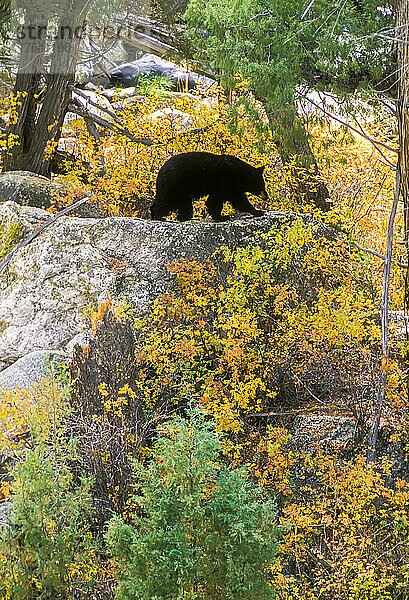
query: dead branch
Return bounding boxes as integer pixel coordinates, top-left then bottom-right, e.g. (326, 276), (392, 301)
(248, 405), (351, 417)
(67, 98), (154, 146)
(69, 85), (131, 130)
(119, 26), (175, 58)
(165, 116), (222, 144)
(84, 118), (107, 177)
(0, 195), (91, 275)
(351, 240), (408, 268)
(115, 16), (216, 80)
(67, 92), (221, 148)
(296, 89), (398, 167)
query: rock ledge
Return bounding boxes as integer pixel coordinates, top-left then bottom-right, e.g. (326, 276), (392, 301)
(0, 202), (336, 370)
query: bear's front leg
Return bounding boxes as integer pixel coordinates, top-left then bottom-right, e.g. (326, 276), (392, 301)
(206, 194), (230, 222)
(230, 192), (265, 217)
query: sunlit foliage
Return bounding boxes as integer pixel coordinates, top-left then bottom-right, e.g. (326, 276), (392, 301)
(130, 218), (400, 437)
(0, 48), (407, 600)
(272, 454), (409, 600)
(0, 378), (101, 600)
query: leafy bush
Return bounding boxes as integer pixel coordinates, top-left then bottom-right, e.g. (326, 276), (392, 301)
(273, 455), (409, 600)
(134, 74), (174, 95)
(129, 219), (392, 438)
(106, 410), (278, 600)
(0, 380), (100, 600)
(0, 217), (25, 261)
(67, 219), (403, 527)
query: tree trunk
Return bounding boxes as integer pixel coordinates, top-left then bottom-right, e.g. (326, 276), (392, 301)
(23, 5), (86, 176)
(4, 2), (86, 177)
(262, 101), (331, 212)
(3, 8), (47, 171)
(395, 0), (409, 398)
(396, 1), (409, 236)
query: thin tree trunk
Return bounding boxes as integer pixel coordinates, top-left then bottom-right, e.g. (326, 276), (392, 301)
(262, 101), (331, 212)
(396, 2), (409, 234)
(367, 165), (400, 463)
(85, 117), (106, 177)
(395, 0), (409, 393)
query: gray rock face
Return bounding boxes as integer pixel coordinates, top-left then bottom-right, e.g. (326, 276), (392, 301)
(0, 171), (67, 209)
(0, 201), (336, 370)
(109, 54), (198, 90)
(0, 350), (68, 390)
(290, 415), (357, 448)
(0, 501), (12, 528)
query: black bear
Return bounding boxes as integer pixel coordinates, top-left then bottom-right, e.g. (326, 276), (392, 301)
(150, 152), (267, 222)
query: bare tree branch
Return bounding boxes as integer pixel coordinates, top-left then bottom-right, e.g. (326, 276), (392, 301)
(0, 195), (91, 276)
(296, 89), (398, 168)
(67, 98), (154, 145)
(69, 85), (132, 130)
(351, 240), (408, 268)
(67, 89), (222, 148)
(85, 117), (107, 176)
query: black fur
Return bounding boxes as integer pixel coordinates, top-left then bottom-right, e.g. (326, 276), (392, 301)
(151, 152), (267, 222)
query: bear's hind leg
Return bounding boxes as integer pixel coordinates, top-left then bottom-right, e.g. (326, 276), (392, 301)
(152, 170), (179, 220)
(230, 192), (265, 217)
(177, 201), (194, 222)
(206, 194), (230, 222)
(150, 203), (168, 220)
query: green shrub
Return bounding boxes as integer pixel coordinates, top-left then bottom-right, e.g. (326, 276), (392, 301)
(0, 381), (100, 599)
(134, 74), (174, 95)
(106, 411), (278, 600)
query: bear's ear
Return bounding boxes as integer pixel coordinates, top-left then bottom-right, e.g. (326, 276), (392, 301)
(258, 165), (265, 173)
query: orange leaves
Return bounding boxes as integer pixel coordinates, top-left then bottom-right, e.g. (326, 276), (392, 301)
(90, 290), (120, 335)
(250, 427), (296, 497)
(168, 258), (218, 298)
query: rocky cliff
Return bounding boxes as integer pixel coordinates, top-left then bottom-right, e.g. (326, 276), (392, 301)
(0, 200), (335, 375)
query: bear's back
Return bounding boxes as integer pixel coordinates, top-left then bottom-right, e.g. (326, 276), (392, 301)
(155, 152), (262, 204)
(157, 153), (229, 194)
(159, 152), (222, 174)
(158, 152), (254, 180)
